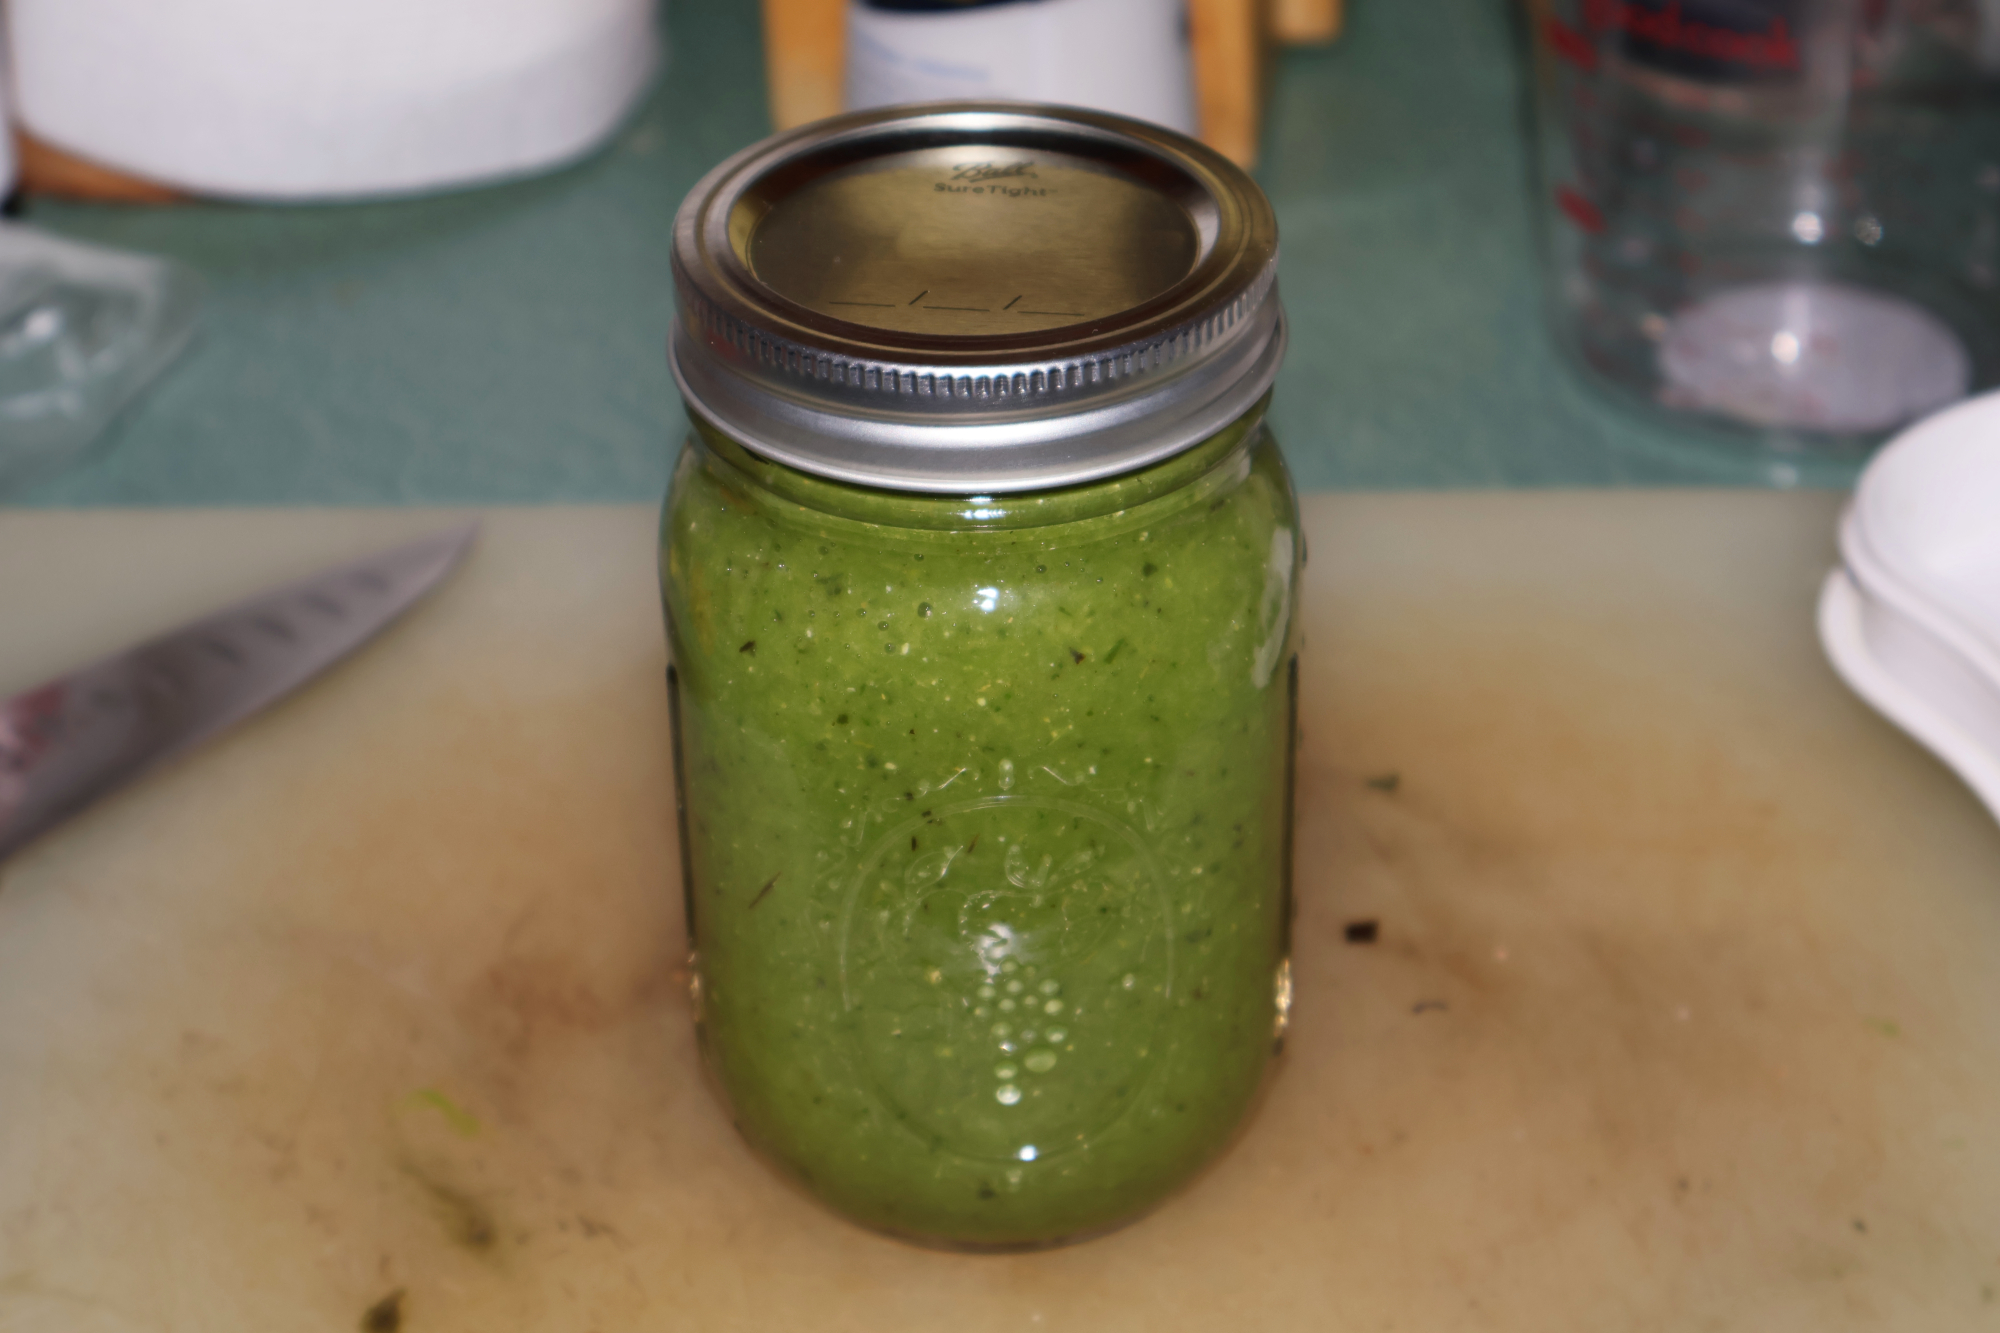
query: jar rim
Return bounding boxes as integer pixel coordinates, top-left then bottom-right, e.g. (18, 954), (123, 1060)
(669, 102), (1285, 495)
(687, 392), (1273, 534)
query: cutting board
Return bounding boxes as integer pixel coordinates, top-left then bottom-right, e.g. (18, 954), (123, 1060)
(2, 495), (1997, 1332)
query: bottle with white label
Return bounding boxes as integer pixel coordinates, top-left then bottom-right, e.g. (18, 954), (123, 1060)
(846, 0), (1196, 136)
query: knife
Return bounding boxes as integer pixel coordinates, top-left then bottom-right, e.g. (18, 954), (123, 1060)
(0, 521), (478, 862)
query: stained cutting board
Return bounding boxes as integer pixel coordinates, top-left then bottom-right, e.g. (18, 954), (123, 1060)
(2, 494), (1997, 1332)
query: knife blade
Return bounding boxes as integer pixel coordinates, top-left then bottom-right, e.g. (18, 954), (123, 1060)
(0, 521), (478, 862)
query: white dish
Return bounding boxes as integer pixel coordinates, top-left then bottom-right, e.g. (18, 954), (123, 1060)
(1821, 570), (2000, 821)
(1820, 390), (2000, 823)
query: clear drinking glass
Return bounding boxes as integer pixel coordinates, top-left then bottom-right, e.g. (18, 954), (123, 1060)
(1524, 0), (2000, 455)
(0, 225), (202, 496)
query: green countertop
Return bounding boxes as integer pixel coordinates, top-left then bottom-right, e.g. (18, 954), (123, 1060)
(8, 0), (1859, 508)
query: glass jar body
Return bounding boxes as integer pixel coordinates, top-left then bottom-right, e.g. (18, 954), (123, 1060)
(660, 401), (1300, 1249)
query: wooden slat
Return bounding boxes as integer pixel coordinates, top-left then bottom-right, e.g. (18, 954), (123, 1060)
(1270, 0), (1344, 45)
(1189, 0), (1269, 167)
(762, 0), (848, 132)
(16, 133), (180, 204)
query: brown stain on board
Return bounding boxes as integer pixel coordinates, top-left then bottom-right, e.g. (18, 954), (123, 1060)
(359, 1287), (405, 1332)
(3, 501), (1998, 1332)
(402, 1163), (500, 1255)
(1257, 507), (1981, 1319)
(465, 949), (679, 1066)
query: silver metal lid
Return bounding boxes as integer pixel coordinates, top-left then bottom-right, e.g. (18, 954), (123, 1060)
(669, 102), (1284, 494)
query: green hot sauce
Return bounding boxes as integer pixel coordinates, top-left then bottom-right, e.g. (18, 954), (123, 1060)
(663, 403), (1300, 1248)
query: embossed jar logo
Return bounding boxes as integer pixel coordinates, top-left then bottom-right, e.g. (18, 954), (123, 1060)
(837, 794), (1174, 1164)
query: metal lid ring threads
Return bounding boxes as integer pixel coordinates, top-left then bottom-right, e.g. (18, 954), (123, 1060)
(669, 102), (1284, 494)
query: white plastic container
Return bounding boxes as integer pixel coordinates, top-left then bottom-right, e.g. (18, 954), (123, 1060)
(6, 0), (659, 201)
(1820, 392), (2000, 822)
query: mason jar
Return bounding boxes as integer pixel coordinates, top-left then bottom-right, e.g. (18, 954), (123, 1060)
(661, 103), (1297, 1249)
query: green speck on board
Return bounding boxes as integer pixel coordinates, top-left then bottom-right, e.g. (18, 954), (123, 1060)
(408, 1087), (482, 1138)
